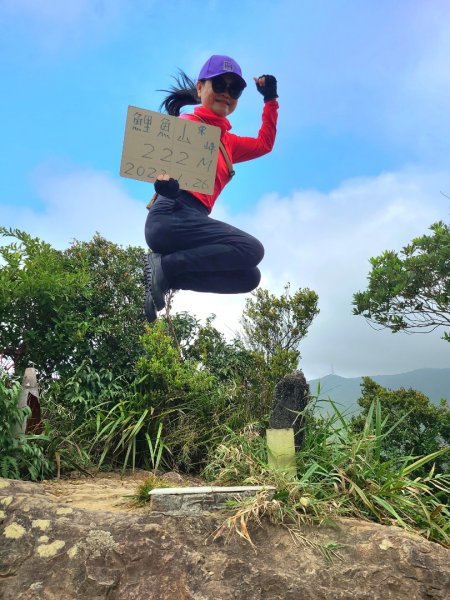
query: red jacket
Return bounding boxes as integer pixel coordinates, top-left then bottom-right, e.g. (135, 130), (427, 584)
(179, 99), (278, 212)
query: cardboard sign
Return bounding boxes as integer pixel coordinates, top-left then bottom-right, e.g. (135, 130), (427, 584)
(120, 106), (220, 195)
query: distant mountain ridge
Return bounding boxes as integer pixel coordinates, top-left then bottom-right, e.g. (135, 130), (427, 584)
(307, 368), (450, 415)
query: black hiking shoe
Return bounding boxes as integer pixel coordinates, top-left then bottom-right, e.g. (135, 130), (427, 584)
(144, 291), (157, 323)
(143, 252), (168, 313)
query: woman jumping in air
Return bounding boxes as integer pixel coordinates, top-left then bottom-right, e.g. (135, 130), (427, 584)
(144, 54), (278, 322)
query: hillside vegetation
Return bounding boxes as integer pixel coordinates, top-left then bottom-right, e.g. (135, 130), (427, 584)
(0, 228), (449, 546)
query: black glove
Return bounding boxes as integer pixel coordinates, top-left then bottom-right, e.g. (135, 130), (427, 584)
(255, 74), (278, 102)
(154, 177), (180, 199)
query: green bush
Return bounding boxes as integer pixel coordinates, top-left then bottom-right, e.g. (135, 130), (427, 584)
(45, 358), (126, 420)
(351, 378), (450, 474)
(81, 320), (229, 471)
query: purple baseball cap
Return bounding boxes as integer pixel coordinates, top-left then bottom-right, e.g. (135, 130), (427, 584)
(197, 55), (247, 87)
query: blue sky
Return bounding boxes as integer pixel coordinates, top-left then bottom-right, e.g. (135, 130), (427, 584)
(1, 0), (449, 380)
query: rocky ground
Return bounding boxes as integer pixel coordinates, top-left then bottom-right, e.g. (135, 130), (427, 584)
(1, 471), (449, 600)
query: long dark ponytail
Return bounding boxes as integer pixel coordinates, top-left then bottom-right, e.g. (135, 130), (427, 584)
(159, 70), (201, 116)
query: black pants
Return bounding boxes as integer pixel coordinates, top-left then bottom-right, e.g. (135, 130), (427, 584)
(145, 192), (264, 293)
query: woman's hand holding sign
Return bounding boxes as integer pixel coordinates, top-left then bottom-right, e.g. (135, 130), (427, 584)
(154, 174), (180, 199)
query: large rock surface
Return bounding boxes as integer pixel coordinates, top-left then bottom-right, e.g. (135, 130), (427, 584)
(1, 476), (449, 599)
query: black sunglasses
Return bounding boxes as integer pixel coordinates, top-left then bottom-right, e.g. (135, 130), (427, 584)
(210, 76), (245, 99)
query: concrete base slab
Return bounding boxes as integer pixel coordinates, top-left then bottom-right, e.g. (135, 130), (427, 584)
(149, 485), (276, 515)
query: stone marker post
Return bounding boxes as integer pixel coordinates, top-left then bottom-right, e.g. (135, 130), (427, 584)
(15, 367), (42, 436)
(266, 371), (309, 478)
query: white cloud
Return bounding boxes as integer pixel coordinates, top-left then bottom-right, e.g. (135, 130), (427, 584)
(165, 168), (450, 379)
(1, 165), (145, 249)
(2, 164), (449, 380)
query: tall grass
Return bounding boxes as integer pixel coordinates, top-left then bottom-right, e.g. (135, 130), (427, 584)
(205, 399), (449, 547)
